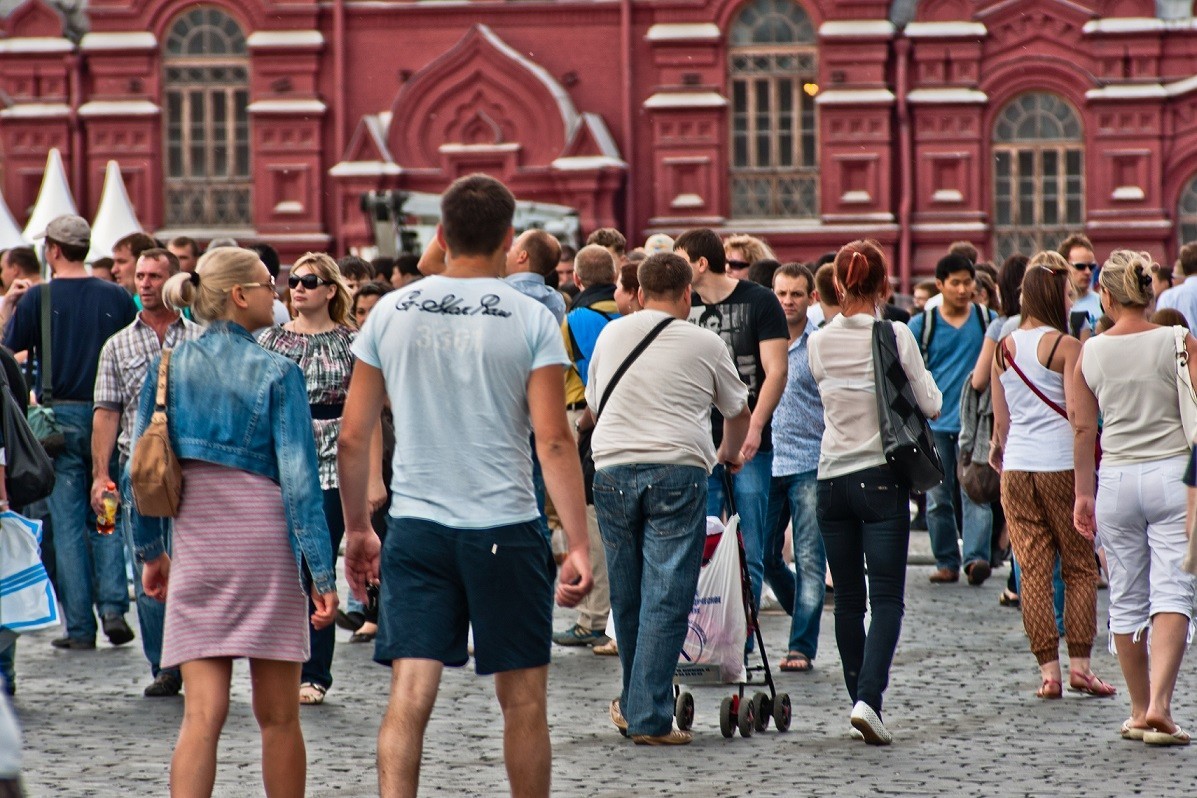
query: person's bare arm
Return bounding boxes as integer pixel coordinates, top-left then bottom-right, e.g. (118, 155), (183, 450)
(741, 337), (788, 461)
(417, 234), (448, 277)
(367, 417), (387, 513)
(989, 354), (1009, 473)
(719, 404), (752, 474)
(1070, 346), (1099, 539)
(90, 408), (120, 515)
(971, 336), (997, 391)
(338, 361), (386, 602)
(1187, 486), (1196, 542)
(528, 364), (592, 607)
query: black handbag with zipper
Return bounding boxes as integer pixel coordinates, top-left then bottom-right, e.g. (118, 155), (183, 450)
(871, 320), (944, 492)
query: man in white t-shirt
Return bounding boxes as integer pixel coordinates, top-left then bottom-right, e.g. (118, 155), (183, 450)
(586, 251), (749, 745)
(338, 174), (592, 796)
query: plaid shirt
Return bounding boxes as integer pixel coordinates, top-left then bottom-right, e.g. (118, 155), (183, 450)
(94, 314), (204, 460)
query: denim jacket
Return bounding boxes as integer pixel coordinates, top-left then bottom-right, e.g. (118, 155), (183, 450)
(130, 321), (336, 594)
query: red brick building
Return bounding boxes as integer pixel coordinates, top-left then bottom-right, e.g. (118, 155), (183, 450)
(4, 0), (1197, 283)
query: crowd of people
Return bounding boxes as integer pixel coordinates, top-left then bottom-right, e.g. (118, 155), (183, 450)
(2, 172), (1197, 796)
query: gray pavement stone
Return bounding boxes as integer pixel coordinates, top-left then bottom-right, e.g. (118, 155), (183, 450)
(9, 544), (1197, 797)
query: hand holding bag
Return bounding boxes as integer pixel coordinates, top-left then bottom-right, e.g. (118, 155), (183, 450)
(1173, 326), (1197, 443)
(131, 350), (183, 517)
(872, 320), (944, 492)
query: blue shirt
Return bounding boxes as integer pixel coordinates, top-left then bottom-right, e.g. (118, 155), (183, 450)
(506, 271), (566, 325)
(1072, 290), (1103, 329)
(1157, 279), (1197, 333)
(907, 304), (994, 433)
(771, 320), (823, 476)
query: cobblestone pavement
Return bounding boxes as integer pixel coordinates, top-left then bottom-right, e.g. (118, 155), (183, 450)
(9, 530), (1197, 797)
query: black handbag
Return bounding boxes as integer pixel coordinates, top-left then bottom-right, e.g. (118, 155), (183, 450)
(0, 361), (55, 508)
(578, 316), (675, 504)
(872, 320), (944, 492)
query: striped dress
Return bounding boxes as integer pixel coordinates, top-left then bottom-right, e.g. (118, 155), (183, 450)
(160, 461), (309, 667)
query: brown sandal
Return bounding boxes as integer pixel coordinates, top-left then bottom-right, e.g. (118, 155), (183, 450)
(779, 652), (812, 672)
(1036, 679), (1062, 699)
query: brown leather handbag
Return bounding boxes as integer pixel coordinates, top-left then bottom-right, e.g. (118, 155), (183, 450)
(131, 350), (183, 517)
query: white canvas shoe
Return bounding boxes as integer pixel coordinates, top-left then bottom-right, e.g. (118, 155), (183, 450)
(850, 701), (892, 746)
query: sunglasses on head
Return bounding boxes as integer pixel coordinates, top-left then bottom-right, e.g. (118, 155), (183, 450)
(726, 259), (750, 271)
(1071, 262), (1098, 272)
(288, 274), (332, 290)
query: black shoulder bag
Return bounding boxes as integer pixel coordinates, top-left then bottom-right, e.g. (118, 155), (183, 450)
(0, 353), (55, 507)
(578, 316), (675, 504)
(872, 320), (944, 492)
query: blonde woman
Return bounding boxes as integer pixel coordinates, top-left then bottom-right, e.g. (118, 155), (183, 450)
(132, 247), (338, 796)
(990, 252), (1108, 699)
(1073, 250), (1197, 745)
(259, 252), (382, 705)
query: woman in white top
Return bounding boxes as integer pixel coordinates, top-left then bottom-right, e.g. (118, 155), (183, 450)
(1073, 250), (1197, 745)
(808, 240), (941, 745)
(991, 252), (1109, 699)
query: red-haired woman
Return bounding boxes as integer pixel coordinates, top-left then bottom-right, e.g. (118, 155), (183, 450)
(808, 240), (942, 745)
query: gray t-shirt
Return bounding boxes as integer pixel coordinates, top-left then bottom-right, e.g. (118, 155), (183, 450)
(586, 310), (748, 472)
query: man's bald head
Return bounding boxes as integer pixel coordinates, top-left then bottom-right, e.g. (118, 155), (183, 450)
(573, 244), (616, 289)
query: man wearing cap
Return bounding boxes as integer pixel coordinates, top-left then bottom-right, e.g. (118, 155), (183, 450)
(3, 214), (138, 651)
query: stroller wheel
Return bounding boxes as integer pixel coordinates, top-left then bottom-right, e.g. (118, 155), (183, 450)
(719, 696), (736, 738)
(772, 693), (792, 732)
(737, 694), (755, 737)
(751, 692), (771, 732)
(675, 691), (695, 732)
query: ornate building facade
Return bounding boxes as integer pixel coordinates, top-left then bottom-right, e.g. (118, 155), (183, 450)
(3, 0), (1197, 280)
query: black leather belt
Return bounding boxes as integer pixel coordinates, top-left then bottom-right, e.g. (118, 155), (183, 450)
(566, 401), (587, 411)
(310, 403), (344, 420)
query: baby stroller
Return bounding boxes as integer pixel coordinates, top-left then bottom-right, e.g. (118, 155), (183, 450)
(671, 472), (791, 738)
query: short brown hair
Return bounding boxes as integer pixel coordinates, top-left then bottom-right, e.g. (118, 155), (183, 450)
(1178, 242), (1197, 278)
(774, 262), (814, 294)
(914, 278), (939, 297)
(674, 228), (726, 274)
(586, 228), (626, 256)
(138, 247), (180, 274)
(440, 174), (515, 257)
(574, 244), (616, 288)
(168, 236), (200, 257)
(519, 230), (561, 277)
(1152, 308), (1188, 327)
(114, 232), (157, 260)
(947, 241), (978, 264)
(2, 246), (39, 277)
(337, 256), (374, 282)
(48, 238), (88, 263)
(618, 262), (640, 295)
(638, 252), (691, 299)
(814, 262), (837, 303)
(1057, 232), (1094, 260)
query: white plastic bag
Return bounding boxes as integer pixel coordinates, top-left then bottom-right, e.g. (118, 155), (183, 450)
(0, 511), (59, 633)
(677, 515), (747, 684)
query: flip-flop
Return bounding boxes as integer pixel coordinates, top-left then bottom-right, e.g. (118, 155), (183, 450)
(1120, 720), (1148, 741)
(1143, 726), (1191, 746)
(779, 652), (812, 672)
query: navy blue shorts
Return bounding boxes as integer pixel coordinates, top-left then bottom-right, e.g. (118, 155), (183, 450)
(375, 516), (555, 675)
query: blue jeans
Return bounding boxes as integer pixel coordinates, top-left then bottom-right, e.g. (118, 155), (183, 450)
(817, 466), (910, 714)
(763, 471), (825, 659)
(707, 450), (772, 609)
(48, 403), (128, 642)
(1013, 555), (1066, 636)
(594, 463), (707, 737)
(118, 467), (176, 679)
(927, 431), (992, 571)
(302, 488), (345, 689)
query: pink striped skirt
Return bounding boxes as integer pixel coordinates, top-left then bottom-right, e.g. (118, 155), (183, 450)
(160, 461), (310, 668)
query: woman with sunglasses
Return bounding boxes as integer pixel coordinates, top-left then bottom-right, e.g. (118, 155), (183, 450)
(990, 252), (1110, 700)
(1073, 250), (1197, 745)
(259, 252), (385, 705)
(132, 247), (338, 795)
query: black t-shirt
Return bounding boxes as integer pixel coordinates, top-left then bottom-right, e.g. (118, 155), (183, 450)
(3, 278), (137, 402)
(688, 280), (788, 451)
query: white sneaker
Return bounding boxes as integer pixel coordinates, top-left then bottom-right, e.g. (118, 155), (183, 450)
(849, 727), (865, 741)
(850, 701), (892, 746)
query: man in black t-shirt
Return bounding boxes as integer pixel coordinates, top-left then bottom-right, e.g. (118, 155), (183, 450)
(676, 229), (788, 615)
(3, 215), (138, 651)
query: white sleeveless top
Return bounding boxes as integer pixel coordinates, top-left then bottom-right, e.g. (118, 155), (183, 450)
(1080, 326), (1190, 465)
(999, 327), (1073, 472)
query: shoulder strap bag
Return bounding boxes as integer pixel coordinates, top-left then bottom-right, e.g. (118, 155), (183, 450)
(1172, 326), (1197, 443)
(25, 283), (65, 457)
(873, 320), (944, 492)
(578, 316), (675, 504)
(131, 350), (184, 517)
(0, 362), (55, 507)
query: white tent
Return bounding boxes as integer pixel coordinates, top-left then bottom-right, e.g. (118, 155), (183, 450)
(86, 160), (142, 263)
(0, 189), (22, 249)
(21, 148), (77, 244)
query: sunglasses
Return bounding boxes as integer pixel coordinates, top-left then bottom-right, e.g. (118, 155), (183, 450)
(1071, 262), (1098, 272)
(289, 274), (332, 290)
(727, 259), (750, 272)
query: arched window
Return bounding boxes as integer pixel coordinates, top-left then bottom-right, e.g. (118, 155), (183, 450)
(728, 0), (819, 219)
(992, 92), (1084, 262)
(163, 8), (251, 229)
(1177, 175), (1197, 249)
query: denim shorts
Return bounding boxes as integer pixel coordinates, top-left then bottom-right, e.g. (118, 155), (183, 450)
(375, 516), (555, 675)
